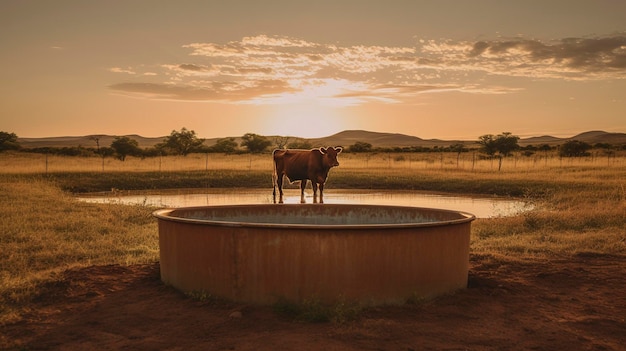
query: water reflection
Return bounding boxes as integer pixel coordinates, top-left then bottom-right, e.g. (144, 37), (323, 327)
(77, 188), (532, 218)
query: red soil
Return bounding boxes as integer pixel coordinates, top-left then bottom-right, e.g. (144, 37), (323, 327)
(3, 253), (625, 350)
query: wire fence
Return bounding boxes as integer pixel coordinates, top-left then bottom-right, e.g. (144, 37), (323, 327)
(1, 150), (625, 174)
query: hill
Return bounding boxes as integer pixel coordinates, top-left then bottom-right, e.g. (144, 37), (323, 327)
(18, 135), (165, 149)
(569, 131), (626, 144)
(15, 130), (626, 150)
(518, 131), (626, 146)
(518, 135), (563, 146)
(308, 130), (458, 148)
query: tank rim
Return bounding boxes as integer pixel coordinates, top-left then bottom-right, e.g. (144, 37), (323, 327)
(152, 203), (475, 230)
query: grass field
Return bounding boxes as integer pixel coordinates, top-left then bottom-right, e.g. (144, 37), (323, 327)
(1, 151), (625, 323)
(2, 149), (625, 174)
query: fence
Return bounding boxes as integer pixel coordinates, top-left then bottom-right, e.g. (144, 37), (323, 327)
(1, 150), (625, 174)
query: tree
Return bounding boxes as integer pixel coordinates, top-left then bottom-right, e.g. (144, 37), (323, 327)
(539, 144), (552, 165)
(89, 136), (102, 153)
(539, 144), (552, 152)
(241, 133), (271, 153)
(0, 131), (20, 151)
(210, 137), (238, 153)
(158, 127), (205, 156)
(477, 134), (498, 158)
(348, 141), (373, 153)
(449, 143), (468, 167)
(559, 140), (592, 157)
(110, 136), (141, 161)
(273, 136), (290, 149)
(477, 132), (520, 171)
(287, 140), (313, 149)
(494, 132), (520, 157)
(90, 135), (106, 171)
(594, 142), (615, 164)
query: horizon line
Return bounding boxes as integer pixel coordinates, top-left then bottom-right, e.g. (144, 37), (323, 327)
(14, 129), (625, 141)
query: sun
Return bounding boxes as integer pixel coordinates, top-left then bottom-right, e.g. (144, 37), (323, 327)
(259, 103), (347, 138)
(246, 79), (363, 138)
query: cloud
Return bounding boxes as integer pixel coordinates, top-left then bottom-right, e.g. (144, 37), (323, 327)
(110, 67), (136, 75)
(240, 34), (318, 48)
(444, 35), (626, 79)
(178, 63), (206, 72)
(109, 80), (295, 101)
(109, 34), (626, 104)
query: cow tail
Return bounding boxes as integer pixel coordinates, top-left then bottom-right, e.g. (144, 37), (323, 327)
(271, 149), (277, 201)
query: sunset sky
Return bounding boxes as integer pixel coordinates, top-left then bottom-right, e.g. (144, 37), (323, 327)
(2, 1), (625, 140)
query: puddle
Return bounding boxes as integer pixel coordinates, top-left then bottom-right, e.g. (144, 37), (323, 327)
(76, 188), (532, 218)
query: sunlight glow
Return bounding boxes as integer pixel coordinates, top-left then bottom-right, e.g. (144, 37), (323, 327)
(259, 103), (348, 138)
(241, 78), (372, 107)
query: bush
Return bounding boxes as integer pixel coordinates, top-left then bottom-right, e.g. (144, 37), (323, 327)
(559, 140), (592, 157)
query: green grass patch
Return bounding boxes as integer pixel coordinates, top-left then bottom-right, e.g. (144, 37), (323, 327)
(273, 296), (362, 324)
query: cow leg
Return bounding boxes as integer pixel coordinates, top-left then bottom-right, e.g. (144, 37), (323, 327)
(272, 176), (277, 203)
(318, 183), (325, 204)
(276, 174), (285, 204)
(300, 180), (307, 203)
(311, 182), (319, 203)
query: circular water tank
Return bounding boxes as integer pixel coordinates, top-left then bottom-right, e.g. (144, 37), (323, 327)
(154, 204), (475, 305)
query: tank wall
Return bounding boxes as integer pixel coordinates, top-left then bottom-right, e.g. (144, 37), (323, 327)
(158, 218), (471, 305)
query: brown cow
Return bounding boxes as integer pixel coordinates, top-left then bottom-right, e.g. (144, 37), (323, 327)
(272, 147), (342, 204)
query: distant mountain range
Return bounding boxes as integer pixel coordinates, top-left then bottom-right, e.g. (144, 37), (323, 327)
(311, 130), (626, 147)
(18, 134), (164, 149)
(16, 130), (626, 149)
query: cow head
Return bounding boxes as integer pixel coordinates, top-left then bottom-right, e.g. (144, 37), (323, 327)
(319, 146), (342, 168)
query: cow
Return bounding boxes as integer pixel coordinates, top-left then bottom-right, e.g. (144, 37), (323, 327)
(272, 147), (343, 204)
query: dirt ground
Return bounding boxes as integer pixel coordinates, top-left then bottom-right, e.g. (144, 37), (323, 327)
(3, 253), (625, 351)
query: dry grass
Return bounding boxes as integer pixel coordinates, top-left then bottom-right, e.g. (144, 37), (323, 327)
(471, 166), (626, 258)
(0, 177), (158, 323)
(0, 152), (275, 173)
(1, 151), (625, 323)
(2, 149), (625, 174)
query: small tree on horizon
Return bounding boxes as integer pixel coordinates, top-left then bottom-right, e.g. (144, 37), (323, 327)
(89, 136), (107, 171)
(559, 140), (592, 157)
(494, 132), (520, 157)
(477, 132), (520, 171)
(110, 136), (141, 161)
(158, 127), (205, 156)
(0, 131), (21, 151)
(286, 140), (313, 149)
(449, 143), (468, 167)
(348, 141), (373, 153)
(241, 133), (272, 153)
(210, 137), (238, 154)
(273, 136), (290, 149)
